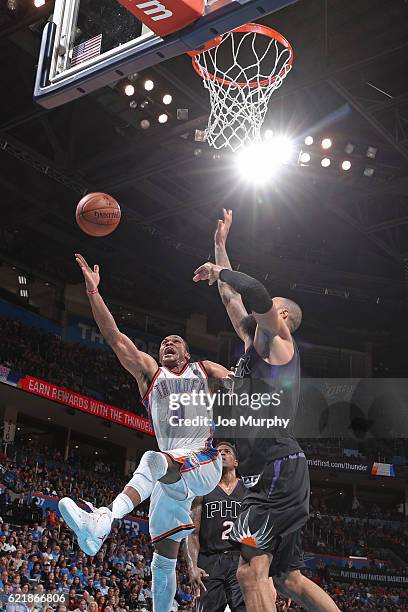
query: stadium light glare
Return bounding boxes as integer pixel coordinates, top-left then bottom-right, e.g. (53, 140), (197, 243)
(236, 137), (294, 183)
(341, 160), (351, 171)
(158, 113), (168, 124)
(144, 79), (154, 91)
(321, 138), (332, 150)
(304, 136), (313, 146)
(163, 94), (172, 105)
(321, 157), (331, 168)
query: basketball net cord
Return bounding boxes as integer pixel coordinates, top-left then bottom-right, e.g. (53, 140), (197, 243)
(193, 31), (292, 152)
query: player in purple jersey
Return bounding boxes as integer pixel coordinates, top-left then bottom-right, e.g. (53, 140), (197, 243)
(186, 441), (246, 612)
(193, 211), (340, 612)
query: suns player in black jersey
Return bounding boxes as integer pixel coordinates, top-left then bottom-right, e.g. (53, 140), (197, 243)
(193, 210), (340, 612)
(185, 441), (246, 612)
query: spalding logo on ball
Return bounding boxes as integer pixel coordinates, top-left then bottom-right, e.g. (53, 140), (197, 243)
(76, 192), (121, 237)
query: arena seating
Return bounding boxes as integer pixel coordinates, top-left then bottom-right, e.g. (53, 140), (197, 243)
(0, 317), (144, 416)
(1, 446), (407, 611)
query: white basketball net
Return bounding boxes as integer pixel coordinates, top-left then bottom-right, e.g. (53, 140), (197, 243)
(192, 27), (293, 152)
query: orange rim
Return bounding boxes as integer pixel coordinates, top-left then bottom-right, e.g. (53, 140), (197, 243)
(188, 23), (293, 88)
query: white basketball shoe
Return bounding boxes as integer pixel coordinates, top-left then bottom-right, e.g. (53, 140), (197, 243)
(59, 497), (112, 556)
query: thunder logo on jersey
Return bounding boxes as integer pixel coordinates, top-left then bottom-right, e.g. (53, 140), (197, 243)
(155, 377), (206, 400)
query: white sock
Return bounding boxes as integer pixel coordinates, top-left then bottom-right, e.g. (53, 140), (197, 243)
(151, 552), (177, 612)
(111, 492), (134, 520)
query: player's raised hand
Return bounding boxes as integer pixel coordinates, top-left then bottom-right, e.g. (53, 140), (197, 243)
(193, 262), (223, 286)
(214, 208), (232, 246)
(189, 566), (208, 598)
(75, 253), (100, 291)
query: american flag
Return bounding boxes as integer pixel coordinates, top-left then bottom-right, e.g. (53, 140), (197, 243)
(71, 33), (102, 67)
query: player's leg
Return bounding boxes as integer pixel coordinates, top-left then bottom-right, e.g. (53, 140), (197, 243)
(113, 450), (181, 516)
(225, 551), (246, 611)
(59, 450), (181, 555)
(236, 547), (277, 612)
(195, 554), (229, 612)
(151, 537), (180, 612)
(223, 550), (246, 612)
(274, 570), (340, 612)
(271, 529), (339, 612)
(149, 478), (197, 612)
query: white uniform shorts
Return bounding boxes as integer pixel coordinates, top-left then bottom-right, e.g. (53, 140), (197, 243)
(149, 447), (222, 544)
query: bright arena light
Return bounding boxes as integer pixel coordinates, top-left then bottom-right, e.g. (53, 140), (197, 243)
(264, 129), (274, 141)
(321, 138), (332, 150)
(158, 113), (168, 124)
(304, 136), (313, 146)
(321, 157), (331, 167)
(299, 152), (311, 164)
(236, 137), (293, 183)
(163, 94), (172, 105)
(124, 84), (135, 96)
(341, 160), (351, 171)
(144, 79), (154, 91)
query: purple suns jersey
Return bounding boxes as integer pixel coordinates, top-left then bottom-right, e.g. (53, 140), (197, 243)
(233, 340), (303, 477)
(142, 362), (214, 452)
(199, 480), (247, 554)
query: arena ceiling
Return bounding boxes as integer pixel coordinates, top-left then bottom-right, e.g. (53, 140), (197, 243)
(1, 0), (408, 346)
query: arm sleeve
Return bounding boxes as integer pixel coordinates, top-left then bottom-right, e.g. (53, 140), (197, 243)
(219, 269), (272, 314)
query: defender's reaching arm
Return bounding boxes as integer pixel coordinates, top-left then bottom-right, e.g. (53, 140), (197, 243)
(75, 254), (157, 395)
(214, 209), (249, 343)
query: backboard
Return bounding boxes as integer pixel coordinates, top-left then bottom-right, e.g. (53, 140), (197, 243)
(34, 0), (298, 108)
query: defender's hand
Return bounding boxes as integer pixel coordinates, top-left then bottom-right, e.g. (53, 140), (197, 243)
(193, 263), (223, 286)
(189, 566), (209, 598)
(214, 208), (232, 246)
(75, 253), (100, 291)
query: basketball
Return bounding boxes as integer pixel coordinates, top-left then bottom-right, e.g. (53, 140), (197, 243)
(76, 192), (121, 237)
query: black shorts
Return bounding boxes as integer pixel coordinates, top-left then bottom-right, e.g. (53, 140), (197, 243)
(230, 451), (310, 565)
(197, 550), (246, 612)
(269, 526), (304, 577)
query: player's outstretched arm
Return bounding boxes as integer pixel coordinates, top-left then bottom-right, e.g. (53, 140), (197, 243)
(214, 209), (249, 343)
(194, 263), (288, 339)
(185, 497), (208, 598)
(202, 360), (231, 380)
(75, 254), (158, 392)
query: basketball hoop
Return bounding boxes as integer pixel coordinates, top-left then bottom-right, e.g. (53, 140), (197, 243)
(188, 23), (293, 152)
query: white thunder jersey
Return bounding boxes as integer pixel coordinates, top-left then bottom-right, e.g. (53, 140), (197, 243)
(142, 362), (214, 452)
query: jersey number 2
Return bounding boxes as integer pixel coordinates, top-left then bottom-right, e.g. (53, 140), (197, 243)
(222, 520), (234, 540)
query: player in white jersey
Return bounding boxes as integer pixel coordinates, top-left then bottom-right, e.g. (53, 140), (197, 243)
(58, 254), (231, 612)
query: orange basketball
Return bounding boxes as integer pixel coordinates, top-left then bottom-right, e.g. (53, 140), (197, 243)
(76, 192), (121, 237)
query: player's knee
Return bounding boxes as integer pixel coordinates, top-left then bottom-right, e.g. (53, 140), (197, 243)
(127, 451), (168, 502)
(236, 562), (253, 589)
(237, 560), (275, 595)
(281, 569), (304, 594)
(138, 450), (168, 479)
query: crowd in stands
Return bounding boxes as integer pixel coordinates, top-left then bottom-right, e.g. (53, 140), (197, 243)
(304, 512), (408, 564)
(1, 445), (150, 521)
(308, 489), (406, 523)
(0, 445), (407, 610)
(0, 318), (143, 416)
